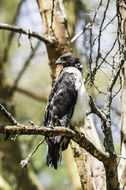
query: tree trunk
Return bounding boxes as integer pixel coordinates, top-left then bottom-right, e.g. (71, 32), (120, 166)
(119, 63), (126, 189)
(63, 147), (82, 190)
(118, 1), (126, 189)
(37, 0), (71, 84)
(71, 116), (106, 190)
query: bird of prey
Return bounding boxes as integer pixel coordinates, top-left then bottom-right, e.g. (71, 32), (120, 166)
(44, 53), (87, 169)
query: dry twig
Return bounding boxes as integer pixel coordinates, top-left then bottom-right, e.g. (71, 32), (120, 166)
(0, 23), (53, 44)
(20, 138), (45, 168)
(0, 104), (18, 125)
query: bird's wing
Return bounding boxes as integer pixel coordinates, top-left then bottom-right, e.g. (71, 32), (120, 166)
(44, 71), (77, 127)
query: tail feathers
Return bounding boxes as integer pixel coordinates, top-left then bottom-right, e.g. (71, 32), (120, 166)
(46, 137), (70, 169)
(46, 136), (62, 169)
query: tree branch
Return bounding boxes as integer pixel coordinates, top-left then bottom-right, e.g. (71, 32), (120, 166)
(0, 23), (54, 44)
(10, 41), (41, 95)
(7, 85), (47, 103)
(2, 0), (24, 63)
(0, 104), (18, 125)
(0, 124), (110, 164)
(15, 87), (47, 102)
(0, 103), (109, 167)
(104, 48), (126, 115)
(20, 138), (45, 168)
(100, 50), (126, 154)
(89, 96), (106, 122)
(71, 23), (91, 43)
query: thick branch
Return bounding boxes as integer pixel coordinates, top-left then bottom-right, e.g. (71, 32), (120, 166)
(0, 23), (53, 44)
(0, 124), (109, 164)
(0, 103), (109, 172)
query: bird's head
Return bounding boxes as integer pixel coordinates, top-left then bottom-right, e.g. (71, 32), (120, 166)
(55, 53), (83, 72)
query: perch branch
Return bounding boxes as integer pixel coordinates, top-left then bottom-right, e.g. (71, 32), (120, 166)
(0, 124), (110, 165)
(0, 23), (53, 44)
(0, 103), (109, 163)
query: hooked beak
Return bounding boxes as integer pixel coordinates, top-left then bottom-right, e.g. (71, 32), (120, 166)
(55, 58), (62, 65)
(79, 64), (83, 71)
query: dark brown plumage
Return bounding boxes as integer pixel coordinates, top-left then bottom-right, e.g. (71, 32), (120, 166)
(44, 53), (86, 169)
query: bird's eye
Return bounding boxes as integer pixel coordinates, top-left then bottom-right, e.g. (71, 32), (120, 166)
(77, 63), (80, 66)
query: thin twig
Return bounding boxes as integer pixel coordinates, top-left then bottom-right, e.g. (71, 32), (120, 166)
(92, 0), (103, 24)
(104, 48), (126, 116)
(71, 23), (91, 43)
(0, 104), (18, 125)
(118, 155), (126, 160)
(89, 96), (106, 121)
(102, 46), (126, 153)
(11, 41), (41, 94)
(20, 138), (45, 168)
(3, 0), (24, 62)
(7, 84), (47, 102)
(92, 14), (117, 46)
(95, 0), (111, 68)
(96, 38), (117, 71)
(15, 86), (47, 102)
(93, 82), (106, 95)
(0, 23), (53, 44)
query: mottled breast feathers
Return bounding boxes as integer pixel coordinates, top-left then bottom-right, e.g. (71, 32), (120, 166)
(44, 71), (77, 127)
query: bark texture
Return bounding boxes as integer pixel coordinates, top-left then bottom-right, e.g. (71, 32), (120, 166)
(71, 116), (106, 190)
(118, 1), (126, 189)
(118, 64), (126, 189)
(63, 147), (82, 190)
(37, 0), (72, 83)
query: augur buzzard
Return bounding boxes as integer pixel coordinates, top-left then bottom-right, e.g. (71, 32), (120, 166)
(44, 53), (87, 169)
